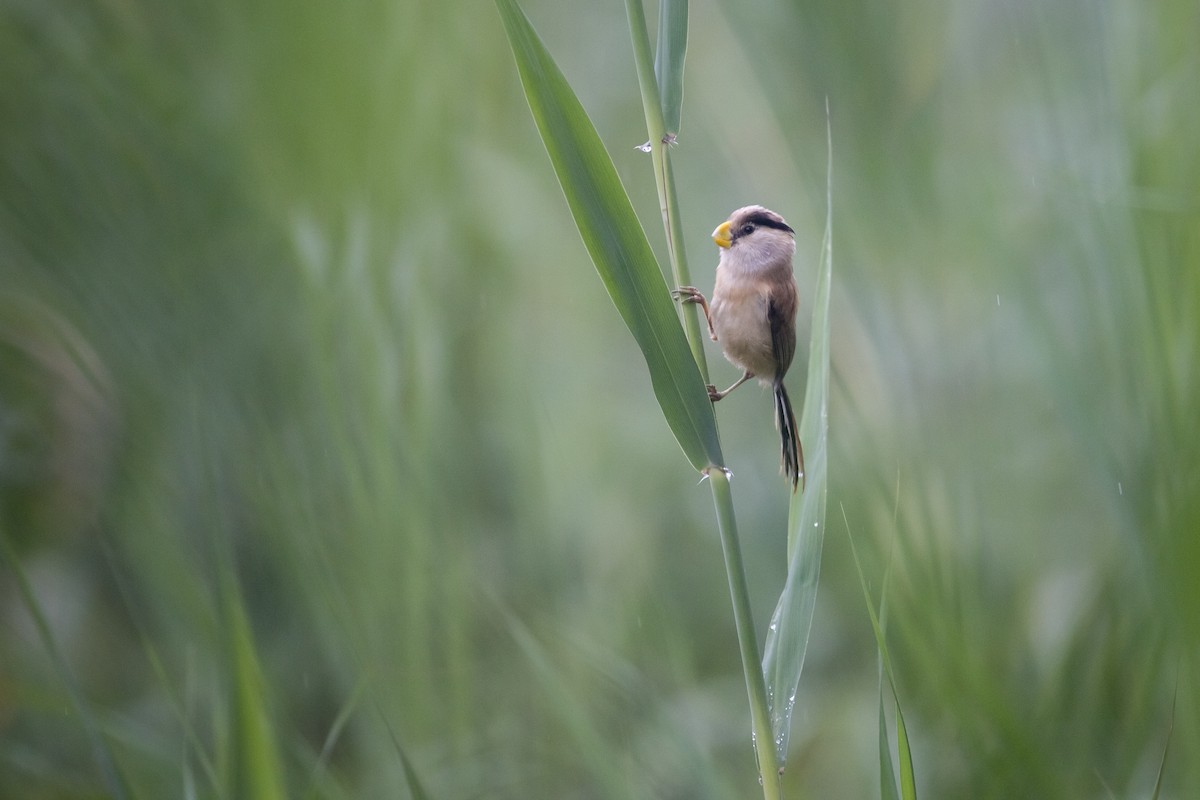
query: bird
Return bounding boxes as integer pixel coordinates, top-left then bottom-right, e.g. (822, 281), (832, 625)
(673, 205), (804, 492)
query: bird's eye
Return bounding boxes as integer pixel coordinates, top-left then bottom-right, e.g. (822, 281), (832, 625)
(739, 223), (755, 237)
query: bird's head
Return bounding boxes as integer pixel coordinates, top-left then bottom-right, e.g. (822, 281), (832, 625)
(712, 205), (795, 270)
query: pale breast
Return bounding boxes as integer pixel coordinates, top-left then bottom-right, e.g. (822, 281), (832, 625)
(710, 277), (776, 380)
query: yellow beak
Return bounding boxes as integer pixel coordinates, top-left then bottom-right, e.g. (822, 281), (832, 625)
(712, 220), (733, 249)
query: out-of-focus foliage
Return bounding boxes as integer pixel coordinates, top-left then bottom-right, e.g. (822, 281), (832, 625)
(0, 0), (1196, 798)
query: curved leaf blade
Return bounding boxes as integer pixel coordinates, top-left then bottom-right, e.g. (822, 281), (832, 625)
(496, 0), (722, 471)
(761, 109), (833, 766)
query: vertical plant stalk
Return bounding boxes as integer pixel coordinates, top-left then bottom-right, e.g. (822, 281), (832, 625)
(626, 1), (780, 795)
(497, 0), (775, 790)
(709, 469), (784, 798)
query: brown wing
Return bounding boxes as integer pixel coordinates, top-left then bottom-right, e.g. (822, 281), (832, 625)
(766, 281), (798, 380)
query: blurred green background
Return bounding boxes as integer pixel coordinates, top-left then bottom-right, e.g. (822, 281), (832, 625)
(2, 0), (1197, 797)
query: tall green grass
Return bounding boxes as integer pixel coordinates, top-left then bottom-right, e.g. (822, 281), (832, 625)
(1, 0), (1196, 797)
(498, 0), (834, 793)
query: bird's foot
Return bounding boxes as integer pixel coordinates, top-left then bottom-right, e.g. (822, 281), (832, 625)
(671, 286), (705, 304)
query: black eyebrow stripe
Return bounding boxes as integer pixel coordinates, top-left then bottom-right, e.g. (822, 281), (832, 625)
(741, 212), (794, 234)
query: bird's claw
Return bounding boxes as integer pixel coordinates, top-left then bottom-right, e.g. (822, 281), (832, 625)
(672, 286), (718, 341)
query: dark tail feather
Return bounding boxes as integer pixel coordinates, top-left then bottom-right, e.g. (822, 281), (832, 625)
(774, 383), (805, 492)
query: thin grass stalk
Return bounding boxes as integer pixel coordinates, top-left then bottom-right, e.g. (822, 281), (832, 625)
(659, 155), (703, 376)
(708, 469), (782, 798)
(627, 2), (780, 793)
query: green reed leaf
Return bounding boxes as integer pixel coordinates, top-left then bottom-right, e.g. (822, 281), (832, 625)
(496, 0), (722, 472)
(761, 108), (833, 767)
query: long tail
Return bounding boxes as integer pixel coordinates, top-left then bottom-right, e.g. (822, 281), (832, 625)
(774, 382), (805, 492)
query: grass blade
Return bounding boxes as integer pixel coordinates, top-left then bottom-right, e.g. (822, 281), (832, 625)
(876, 515), (900, 800)
(654, 0), (688, 136)
(761, 106), (833, 767)
(373, 697), (433, 800)
(302, 677), (365, 799)
(496, 0), (722, 472)
(897, 706), (916, 800)
(878, 689), (900, 800)
(0, 530), (134, 800)
(1149, 682), (1176, 800)
(224, 580), (287, 800)
(396, 745), (432, 800)
(847, 522), (918, 800)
